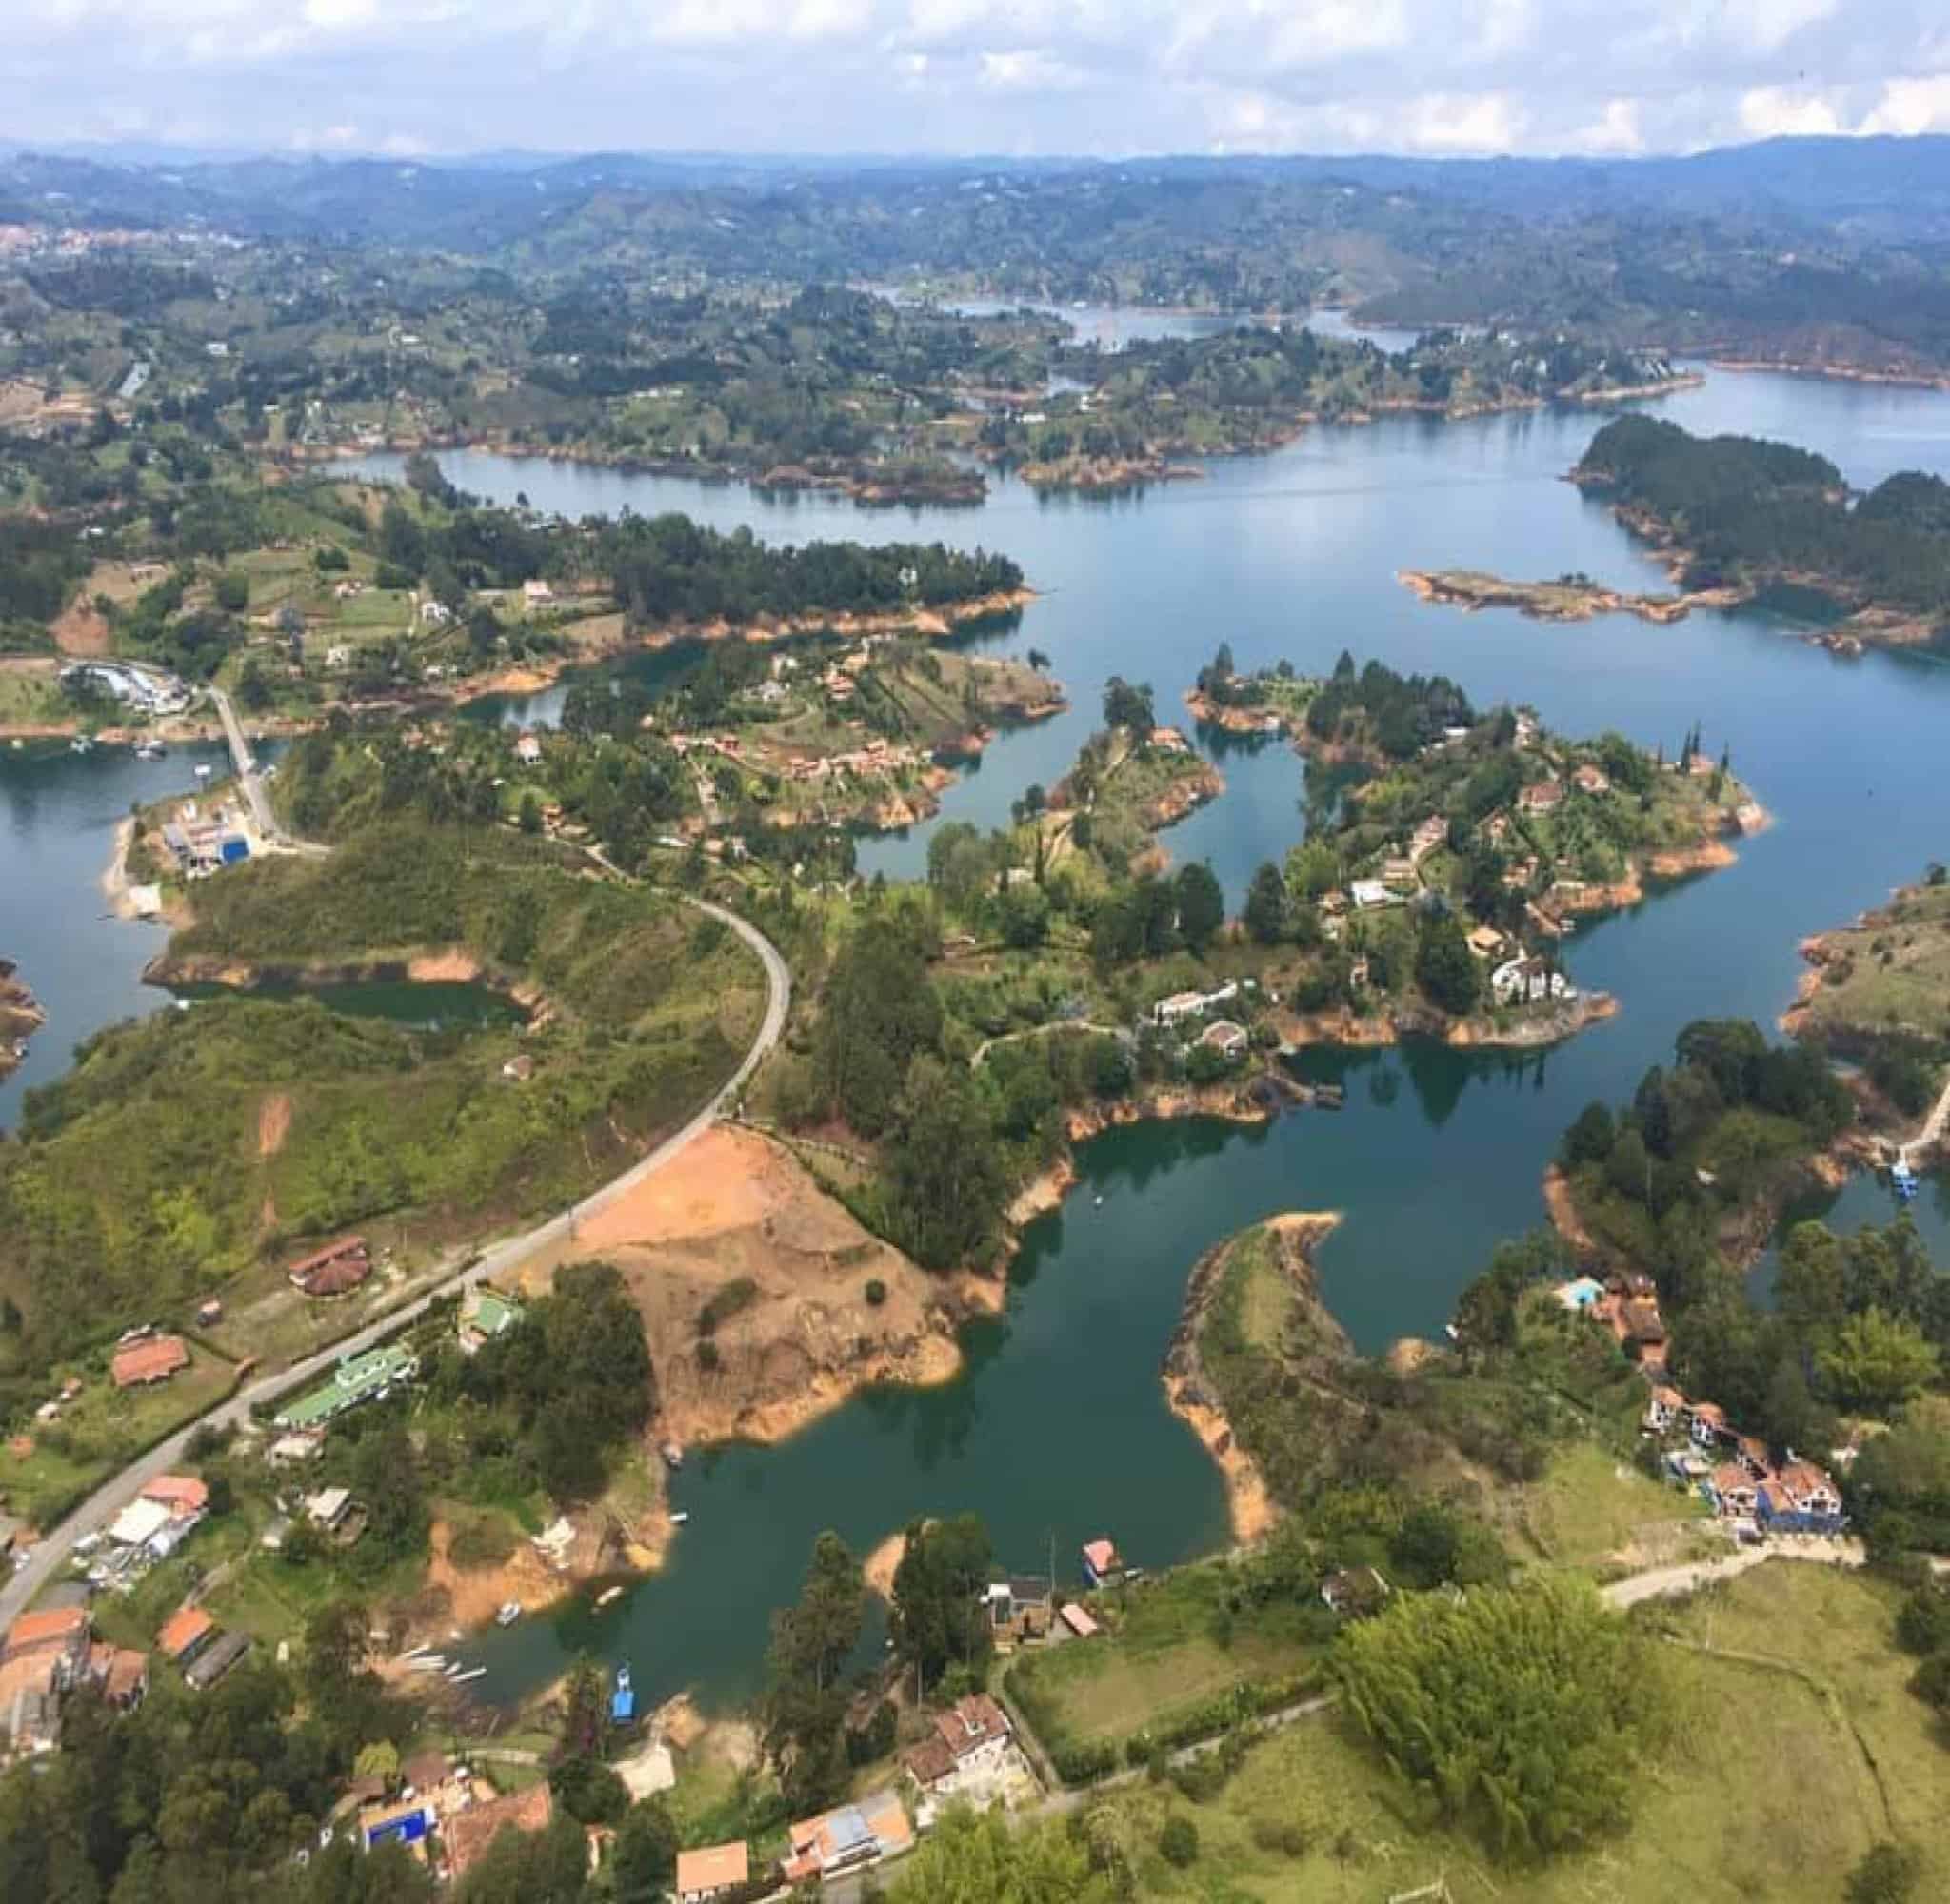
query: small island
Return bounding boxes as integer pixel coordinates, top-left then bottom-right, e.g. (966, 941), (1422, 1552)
(1398, 566), (1732, 625)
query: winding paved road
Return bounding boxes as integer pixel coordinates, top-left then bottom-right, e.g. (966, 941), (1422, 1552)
(0, 895), (789, 1636)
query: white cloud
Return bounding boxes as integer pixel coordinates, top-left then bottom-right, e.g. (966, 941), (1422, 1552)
(0, 0), (1946, 158)
(1738, 85), (1843, 139)
(1405, 90), (1522, 153)
(1573, 97), (1644, 154)
(1861, 73), (1950, 136)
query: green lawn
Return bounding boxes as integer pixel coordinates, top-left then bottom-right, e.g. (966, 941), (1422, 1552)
(1008, 1559), (1324, 1752)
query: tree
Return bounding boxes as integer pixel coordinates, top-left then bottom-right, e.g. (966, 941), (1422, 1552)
(1820, 1308), (1940, 1414)
(1158, 1815), (1200, 1868)
(1561, 1101), (1615, 1169)
(214, 571), (249, 613)
(886, 1806), (1114, 1903)
(1101, 675), (1154, 735)
(609, 1798), (679, 1901)
(884, 1056), (1006, 1269)
(763, 1533), (866, 1815)
(1414, 910), (1478, 1016)
(1174, 862), (1224, 951)
(1334, 1576), (1663, 1857)
(517, 791), (542, 835)
(1243, 862), (1288, 943)
(890, 1514), (994, 1692)
(353, 1740), (400, 1787)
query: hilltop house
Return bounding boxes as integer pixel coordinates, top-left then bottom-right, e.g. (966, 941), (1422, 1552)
(1518, 779), (1563, 815)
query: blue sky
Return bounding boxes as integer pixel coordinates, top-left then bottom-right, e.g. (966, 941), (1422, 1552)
(10, 0), (1950, 159)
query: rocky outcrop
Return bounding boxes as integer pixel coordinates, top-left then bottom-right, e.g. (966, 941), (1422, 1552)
(0, 959), (44, 1082)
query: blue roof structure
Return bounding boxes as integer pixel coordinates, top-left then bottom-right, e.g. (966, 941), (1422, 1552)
(826, 1807), (873, 1858)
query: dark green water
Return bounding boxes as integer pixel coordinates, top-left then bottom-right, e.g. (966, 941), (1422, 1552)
(15, 366), (1950, 1708)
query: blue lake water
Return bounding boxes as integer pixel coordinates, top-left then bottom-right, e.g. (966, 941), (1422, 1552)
(15, 360), (1950, 1708)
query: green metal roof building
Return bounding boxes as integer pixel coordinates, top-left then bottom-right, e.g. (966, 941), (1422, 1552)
(273, 1343), (420, 1431)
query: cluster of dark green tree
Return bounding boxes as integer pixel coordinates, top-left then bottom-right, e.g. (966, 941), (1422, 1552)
(1579, 415), (1950, 624)
(0, 513), (91, 635)
(601, 515), (1020, 626)
(1303, 651), (1475, 763)
(1336, 1574), (1666, 1858)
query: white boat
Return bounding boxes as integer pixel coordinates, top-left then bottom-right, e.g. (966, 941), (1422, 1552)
(193, 763), (213, 780)
(668, 1511), (689, 1527)
(450, 1667), (486, 1685)
(495, 1601), (521, 1626)
(70, 736), (94, 754)
(135, 741), (167, 761)
(595, 1585), (625, 1610)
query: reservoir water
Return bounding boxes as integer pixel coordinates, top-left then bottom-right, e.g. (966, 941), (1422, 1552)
(9, 361), (1950, 1707)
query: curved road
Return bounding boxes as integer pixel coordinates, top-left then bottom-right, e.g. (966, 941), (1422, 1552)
(0, 895), (789, 1635)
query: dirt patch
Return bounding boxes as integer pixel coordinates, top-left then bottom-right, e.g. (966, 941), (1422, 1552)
(257, 1091), (293, 1158)
(419, 1517), (574, 1634)
(50, 593), (111, 656)
(1542, 1163), (1602, 1260)
(406, 949), (486, 983)
(539, 1124), (971, 1450)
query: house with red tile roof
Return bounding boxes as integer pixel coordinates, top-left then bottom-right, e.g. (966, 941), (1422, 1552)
(444, 1782), (555, 1884)
(111, 1335), (189, 1389)
(675, 1840), (749, 1903)
(140, 1475), (209, 1518)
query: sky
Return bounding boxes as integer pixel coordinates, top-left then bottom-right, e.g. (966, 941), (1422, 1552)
(8, 0), (1950, 162)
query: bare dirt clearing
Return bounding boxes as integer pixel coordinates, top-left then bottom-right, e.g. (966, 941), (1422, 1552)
(541, 1124), (967, 1447)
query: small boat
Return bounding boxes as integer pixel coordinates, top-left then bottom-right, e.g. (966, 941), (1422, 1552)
(660, 1441), (684, 1469)
(1892, 1159), (1919, 1201)
(193, 763), (213, 781)
(611, 1662), (636, 1723)
(668, 1511), (689, 1527)
(450, 1667), (486, 1685)
(1093, 1194), (1104, 1207)
(135, 741), (167, 761)
(495, 1601), (521, 1627)
(595, 1585), (625, 1610)
(70, 736), (94, 754)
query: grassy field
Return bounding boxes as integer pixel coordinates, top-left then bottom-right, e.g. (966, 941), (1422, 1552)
(0, 1347), (240, 1527)
(1008, 1559), (1324, 1753)
(1492, 1442), (1714, 1577)
(1110, 1564), (1932, 1903)
(1797, 878), (1950, 1042)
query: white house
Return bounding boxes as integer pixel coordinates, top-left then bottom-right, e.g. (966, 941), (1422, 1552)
(1491, 956), (1575, 1006)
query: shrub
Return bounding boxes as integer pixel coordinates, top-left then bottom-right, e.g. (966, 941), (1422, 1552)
(697, 1277), (760, 1336)
(864, 1279), (887, 1307)
(1846, 1843), (1921, 1904)
(696, 1340), (720, 1373)
(1894, 1586), (1950, 1656)
(1250, 1816), (1312, 1858)
(1158, 1815), (1199, 1869)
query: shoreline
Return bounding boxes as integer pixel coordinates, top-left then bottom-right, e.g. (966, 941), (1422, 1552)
(0, 958), (45, 1084)
(1160, 1212), (1343, 1545)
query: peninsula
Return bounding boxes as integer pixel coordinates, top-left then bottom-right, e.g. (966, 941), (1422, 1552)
(1572, 414), (1950, 654)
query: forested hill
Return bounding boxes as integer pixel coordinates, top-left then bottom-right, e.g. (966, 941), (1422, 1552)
(600, 518), (1022, 627)
(1575, 415), (1950, 625)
